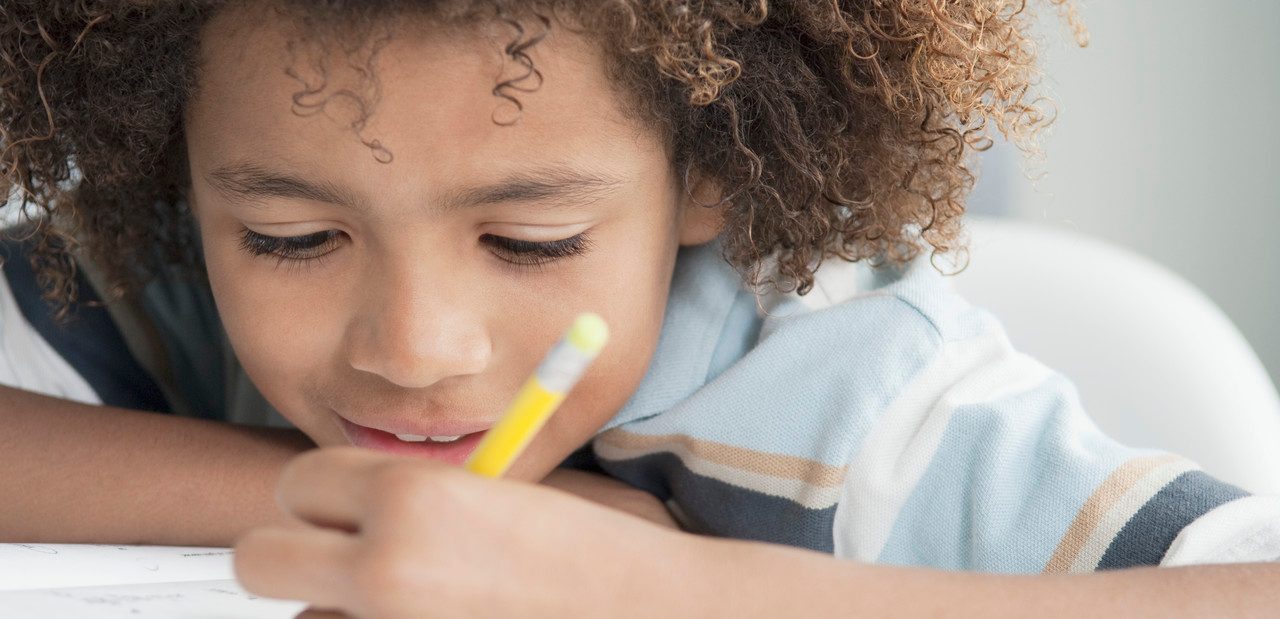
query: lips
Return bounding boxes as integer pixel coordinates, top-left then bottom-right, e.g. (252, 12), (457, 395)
(336, 416), (488, 466)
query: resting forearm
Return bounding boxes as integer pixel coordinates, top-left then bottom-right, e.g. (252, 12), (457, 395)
(681, 535), (1280, 618)
(540, 467), (678, 528)
(0, 385), (315, 546)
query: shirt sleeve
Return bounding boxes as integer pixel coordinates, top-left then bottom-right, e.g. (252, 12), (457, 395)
(830, 296), (1280, 573)
(0, 225), (292, 429)
(1161, 495), (1280, 565)
(0, 229), (170, 413)
(0, 260), (102, 405)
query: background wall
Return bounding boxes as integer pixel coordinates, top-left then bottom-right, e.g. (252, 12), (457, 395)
(970, 0), (1280, 390)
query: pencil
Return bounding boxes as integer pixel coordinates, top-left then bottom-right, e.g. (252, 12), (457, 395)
(463, 313), (609, 478)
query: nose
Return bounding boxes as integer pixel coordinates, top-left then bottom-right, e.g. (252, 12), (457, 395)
(344, 258), (492, 389)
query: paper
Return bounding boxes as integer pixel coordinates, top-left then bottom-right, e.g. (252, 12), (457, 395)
(0, 543), (236, 591)
(0, 580), (306, 618)
(0, 544), (307, 618)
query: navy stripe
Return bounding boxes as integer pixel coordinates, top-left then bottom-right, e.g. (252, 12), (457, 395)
(558, 441), (606, 475)
(0, 232), (171, 413)
(1097, 470), (1250, 570)
(597, 451), (836, 552)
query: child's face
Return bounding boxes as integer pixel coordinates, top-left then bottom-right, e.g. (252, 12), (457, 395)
(184, 7), (721, 480)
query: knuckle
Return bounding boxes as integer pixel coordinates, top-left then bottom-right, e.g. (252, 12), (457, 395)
(349, 543), (435, 609)
(369, 461), (430, 497)
(367, 461), (448, 517)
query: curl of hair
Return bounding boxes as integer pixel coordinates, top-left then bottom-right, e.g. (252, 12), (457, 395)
(0, 0), (1081, 322)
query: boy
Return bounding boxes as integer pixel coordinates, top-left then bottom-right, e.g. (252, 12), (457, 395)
(2, 1), (1277, 616)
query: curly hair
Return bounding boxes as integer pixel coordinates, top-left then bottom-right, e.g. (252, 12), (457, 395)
(0, 0), (1083, 323)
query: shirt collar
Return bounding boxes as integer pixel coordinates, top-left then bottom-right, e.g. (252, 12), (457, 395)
(597, 239), (746, 432)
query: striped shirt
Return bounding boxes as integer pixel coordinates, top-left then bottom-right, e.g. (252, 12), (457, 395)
(587, 240), (1280, 572)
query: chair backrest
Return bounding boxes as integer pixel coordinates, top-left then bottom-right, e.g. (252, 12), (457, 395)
(946, 217), (1280, 494)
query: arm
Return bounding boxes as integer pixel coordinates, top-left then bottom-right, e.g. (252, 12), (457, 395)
(0, 385), (672, 546)
(0, 385), (315, 546)
(540, 467), (678, 528)
(234, 448), (1280, 619)
(693, 536), (1280, 617)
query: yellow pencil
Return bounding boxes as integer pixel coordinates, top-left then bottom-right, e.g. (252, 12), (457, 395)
(464, 313), (609, 478)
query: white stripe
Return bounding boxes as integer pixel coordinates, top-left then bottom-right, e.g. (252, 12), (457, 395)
(593, 439), (845, 509)
(831, 328), (1055, 561)
(0, 273), (100, 405)
(1162, 495), (1280, 566)
(1069, 458), (1197, 572)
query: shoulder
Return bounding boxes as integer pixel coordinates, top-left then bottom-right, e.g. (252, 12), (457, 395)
(0, 244), (101, 404)
(0, 228), (162, 409)
(0, 228), (220, 419)
(0, 224), (288, 425)
(754, 250), (1000, 344)
(745, 251), (1022, 406)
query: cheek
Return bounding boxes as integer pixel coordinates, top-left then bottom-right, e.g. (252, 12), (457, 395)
(202, 236), (343, 432)
(565, 320), (660, 430)
(510, 227), (678, 479)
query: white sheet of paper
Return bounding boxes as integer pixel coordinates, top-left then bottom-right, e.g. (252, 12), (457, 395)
(0, 544), (309, 618)
(0, 543), (236, 591)
(0, 579), (306, 618)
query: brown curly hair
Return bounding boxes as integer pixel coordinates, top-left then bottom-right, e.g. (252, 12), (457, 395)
(0, 0), (1082, 323)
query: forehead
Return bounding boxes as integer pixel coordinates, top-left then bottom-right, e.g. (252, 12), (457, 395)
(185, 4), (654, 190)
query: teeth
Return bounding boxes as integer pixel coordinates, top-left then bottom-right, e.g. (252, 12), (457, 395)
(393, 433), (464, 443)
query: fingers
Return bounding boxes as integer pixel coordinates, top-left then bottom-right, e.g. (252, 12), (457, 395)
(276, 446), (405, 531)
(234, 524), (359, 612)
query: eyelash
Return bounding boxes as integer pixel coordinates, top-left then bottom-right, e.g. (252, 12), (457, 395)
(481, 233), (593, 269)
(235, 228), (592, 271)
(237, 229), (342, 270)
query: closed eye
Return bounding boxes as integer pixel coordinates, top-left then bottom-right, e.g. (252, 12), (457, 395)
(235, 228), (593, 271)
(481, 232), (593, 267)
(238, 228), (342, 265)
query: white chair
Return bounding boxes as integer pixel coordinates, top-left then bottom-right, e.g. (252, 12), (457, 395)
(946, 216), (1280, 494)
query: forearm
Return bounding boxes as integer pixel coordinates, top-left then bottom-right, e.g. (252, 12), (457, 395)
(540, 467), (678, 528)
(0, 386), (315, 547)
(674, 535), (1280, 618)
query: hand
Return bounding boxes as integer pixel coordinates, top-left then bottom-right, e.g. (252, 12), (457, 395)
(234, 446), (698, 619)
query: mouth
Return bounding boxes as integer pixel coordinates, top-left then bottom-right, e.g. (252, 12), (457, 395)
(336, 416), (488, 466)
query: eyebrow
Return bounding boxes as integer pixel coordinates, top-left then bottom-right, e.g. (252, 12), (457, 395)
(205, 162), (625, 212)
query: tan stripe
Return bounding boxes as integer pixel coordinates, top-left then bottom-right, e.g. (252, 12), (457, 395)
(595, 438), (846, 509)
(1043, 453), (1182, 573)
(1070, 458), (1196, 572)
(596, 429), (846, 488)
